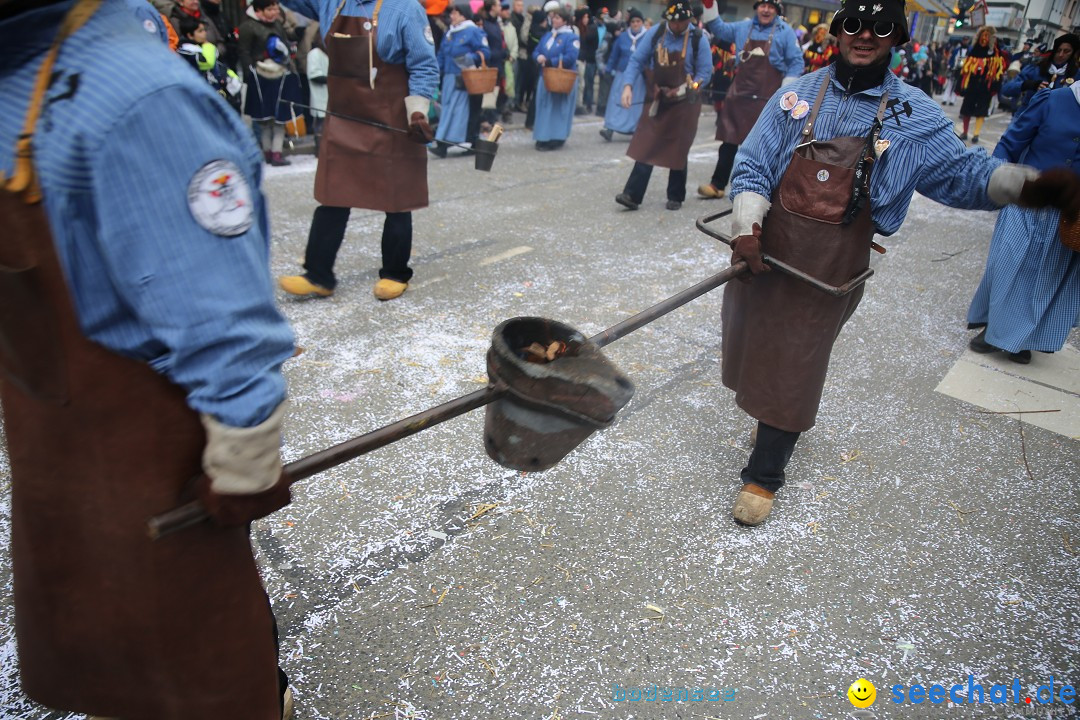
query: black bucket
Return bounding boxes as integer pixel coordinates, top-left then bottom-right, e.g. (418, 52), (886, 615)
(473, 138), (498, 172)
(484, 317), (634, 471)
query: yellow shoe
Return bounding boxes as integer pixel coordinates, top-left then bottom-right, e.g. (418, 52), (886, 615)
(282, 687), (294, 720)
(732, 483), (775, 526)
(373, 278), (408, 301)
(279, 275), (333, 297)
(697, 183), (725, 199)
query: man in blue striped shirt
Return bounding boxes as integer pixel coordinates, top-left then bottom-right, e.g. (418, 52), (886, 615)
(703, 0), (1080, 527)
(2, 2), (296, 717)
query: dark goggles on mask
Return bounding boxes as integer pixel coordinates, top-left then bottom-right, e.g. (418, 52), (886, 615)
(841, 17), (896, 38)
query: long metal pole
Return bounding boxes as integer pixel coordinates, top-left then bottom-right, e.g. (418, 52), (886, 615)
(148, 212), (743, 539)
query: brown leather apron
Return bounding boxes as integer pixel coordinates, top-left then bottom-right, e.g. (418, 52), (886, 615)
(721, 78), (889, 432)
(313, 0), (427, 212)
(715, 27), (782, 144)
(626, 26), (702, 171)
(0, 3), (280, 717)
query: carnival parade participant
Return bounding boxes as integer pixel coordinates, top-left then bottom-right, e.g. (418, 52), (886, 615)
(430, 3), (490, 158)
(532, 6), (580, 150)
(1001, 33), (1079, 113)
(1, 1), (298, 717)
(613, 0), (711, 210)
(801, 22), (834, 74)
(599, 7), (646, 141)
(956, 25), (1004, 143)
(967, 85), (1080, 364)
(277, 0), (439, 302)
(712, 0), (1080, 526)
(696, 0), (802, 199)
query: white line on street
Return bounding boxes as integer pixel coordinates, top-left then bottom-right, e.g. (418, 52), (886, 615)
(479, 246), (533, 266)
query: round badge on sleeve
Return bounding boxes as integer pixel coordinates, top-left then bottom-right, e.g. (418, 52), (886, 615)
(187, 160), (255, 237)
(424, 25), (434, 44)
(143, 18), (157, 33)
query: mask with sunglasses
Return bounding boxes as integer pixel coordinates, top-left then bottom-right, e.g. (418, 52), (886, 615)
(840, 17), (896, 38)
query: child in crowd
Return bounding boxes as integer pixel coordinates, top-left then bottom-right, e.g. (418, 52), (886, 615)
(177, 15), (242, 111)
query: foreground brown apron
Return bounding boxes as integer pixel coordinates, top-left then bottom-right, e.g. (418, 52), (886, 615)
(0, 3), (279, 717)
(314, 1), (427, 212)
(715, 27), (782, 145)
(721, 78), (889, 432)
(626, 27), (702, 171)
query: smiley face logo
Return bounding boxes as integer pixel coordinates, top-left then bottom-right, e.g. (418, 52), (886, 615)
(848, 678), (876, 708)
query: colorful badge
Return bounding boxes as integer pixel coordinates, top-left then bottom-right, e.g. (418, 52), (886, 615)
(791, 100), (810, 119)
(816, 169), (830, 182)
(187, 160), (254, 237)
(874, 138), (891, 157)
(143, 18), (157, 34)
(779, 91), (798, 112)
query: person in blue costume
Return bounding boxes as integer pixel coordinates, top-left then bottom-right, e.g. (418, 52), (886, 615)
(431, 3), (491, 158)
(696, 0), (802, 199)
(532, 6), (580, 150)
(966, 85), (1080, 364)
(613, 0), (712, 210)
(708, 0), (1080, 528)
(277, 0), (439, 301)
(1001, 33), (1079, 115)
(1, 1), (298, 718)
(599, 8), (647, 141)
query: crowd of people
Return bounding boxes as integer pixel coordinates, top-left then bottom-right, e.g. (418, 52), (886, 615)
(1, 1), (1078, 719)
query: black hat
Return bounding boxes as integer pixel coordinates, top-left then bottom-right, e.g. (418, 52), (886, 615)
(829, 0), (909, 46)
(664, 0), (693, 21)
(627, 7), (643, 21)
(1052, 33), (1080, 53)
(753, 0), (784, 16)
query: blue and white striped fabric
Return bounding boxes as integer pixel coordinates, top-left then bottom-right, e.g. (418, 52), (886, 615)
(622, 23), (713, 87)
(283, 0), (439, 99)
(704, 15), (803, 78)
(967, 87), (1080, 352)
(1, 1), (295, 428)
(731, 65), (1006, 236)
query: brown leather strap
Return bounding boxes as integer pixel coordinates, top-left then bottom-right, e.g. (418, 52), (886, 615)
(800, 74), (829, 140)
(2, 0), (103, 203)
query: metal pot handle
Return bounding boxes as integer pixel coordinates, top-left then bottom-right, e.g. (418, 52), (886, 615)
(695, 209), (874, 298)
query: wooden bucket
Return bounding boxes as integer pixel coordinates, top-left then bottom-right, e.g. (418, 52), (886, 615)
(542, 59), (577, 94)
(462, 56), (498, 95)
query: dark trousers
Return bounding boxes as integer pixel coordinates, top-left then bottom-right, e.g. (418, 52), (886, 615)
(466, 92), (483, 143)
(583, 61), (597, 108)
(596, 70), (612, 114)
(525, 65), (539, 129)
(740, 421), (800, 493)
(302, 205), (413, 289)
(622, 161), (687, 203)
(519, 58), (538, 110)
(710, 142), (739, 190)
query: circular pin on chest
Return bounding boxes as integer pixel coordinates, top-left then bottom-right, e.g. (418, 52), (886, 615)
(816, 169), (830, 182)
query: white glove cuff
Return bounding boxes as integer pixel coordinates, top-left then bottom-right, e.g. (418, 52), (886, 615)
(701, 0), (719, 25)
(987, 163), (1039, 206)
(201, 401), (286, 494)
(731, 191), (771, 238)
(405, 95), (431, 118)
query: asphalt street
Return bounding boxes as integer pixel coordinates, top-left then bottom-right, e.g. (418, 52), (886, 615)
(1, 98), (1078, 720)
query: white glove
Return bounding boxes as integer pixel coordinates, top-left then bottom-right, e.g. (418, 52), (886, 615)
(200, 401), (285, 494)
(701, 0), (720, 25)
(405, 95), (431, 117)
(987, 163), (1039, 206)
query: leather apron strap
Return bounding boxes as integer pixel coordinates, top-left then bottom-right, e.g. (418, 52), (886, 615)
(2, 0), (102, 203)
